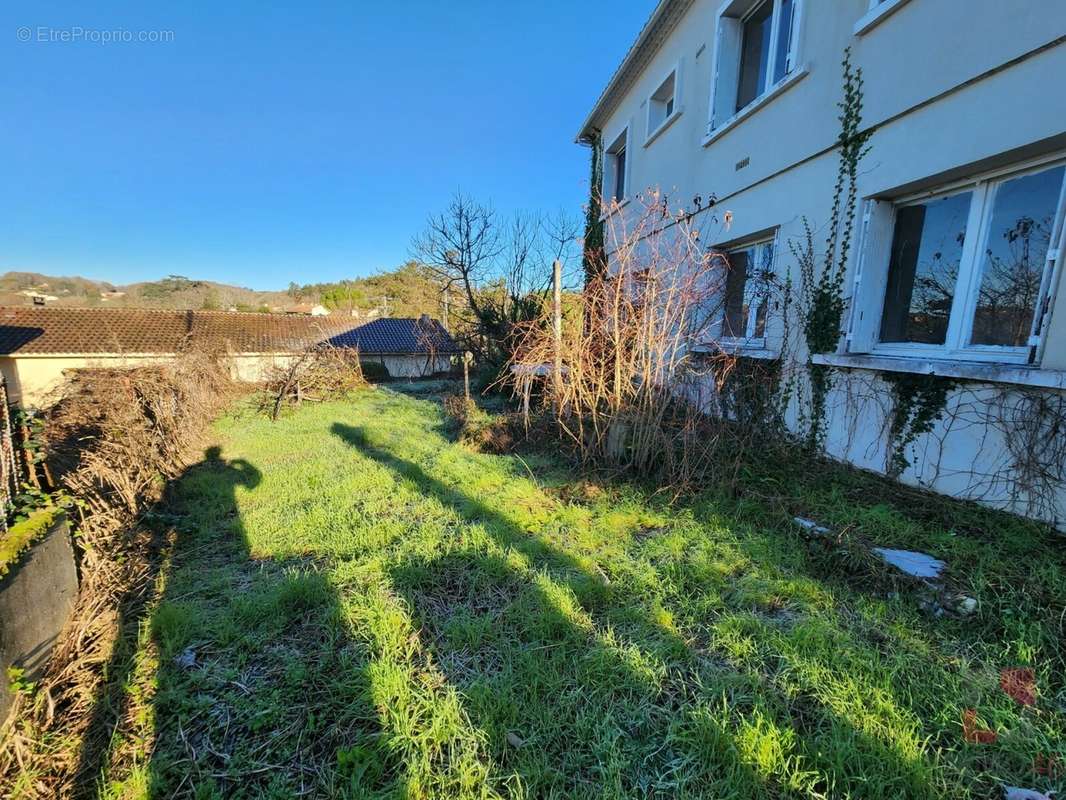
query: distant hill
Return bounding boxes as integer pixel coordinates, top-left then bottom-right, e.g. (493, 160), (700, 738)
(0, 264), (454, 320)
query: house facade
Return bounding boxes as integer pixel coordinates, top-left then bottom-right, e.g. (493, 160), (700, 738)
(579, 0), (1066, 527)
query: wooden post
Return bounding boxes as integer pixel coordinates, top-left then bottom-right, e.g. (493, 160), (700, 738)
(463, 351), (472, 402)
(552, 259), (563, 415)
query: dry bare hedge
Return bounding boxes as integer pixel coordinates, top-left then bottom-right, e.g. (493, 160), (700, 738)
(260, 344), (366, 420)
(0, 348), (239, 796)
(508, 194), (791, 496)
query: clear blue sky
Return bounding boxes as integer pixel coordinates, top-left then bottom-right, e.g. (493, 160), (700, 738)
(1, 1), (653, 289)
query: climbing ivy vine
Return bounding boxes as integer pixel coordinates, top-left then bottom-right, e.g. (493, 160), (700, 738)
(884, 373), (956, 478)
(794, 47), (872, 449)
(582, 130), (606, 286)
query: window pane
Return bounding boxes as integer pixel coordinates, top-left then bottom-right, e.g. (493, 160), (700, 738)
(614, 147), (626, 201)
(969, 165), (1064, 347)
(736, 1), (773, 112)
(749, 244), (773, 338)
(773, 0), (794, 84)
(880, 192), (971, 345)
(723, 248), (750, 337)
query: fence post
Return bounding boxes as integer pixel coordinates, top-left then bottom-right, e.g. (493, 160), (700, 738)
(552, 259), (563, 415)
(463, 351), (472, 402)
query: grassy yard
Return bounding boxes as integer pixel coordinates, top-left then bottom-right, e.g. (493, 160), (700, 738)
(93, 387), (1064, 799)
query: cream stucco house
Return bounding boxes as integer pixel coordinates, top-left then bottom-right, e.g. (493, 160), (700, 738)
(579, 0), (1066, 526)
(0, 308), (458, 405)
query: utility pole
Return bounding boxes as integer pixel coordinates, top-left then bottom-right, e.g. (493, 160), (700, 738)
(442, 289), (450, 331)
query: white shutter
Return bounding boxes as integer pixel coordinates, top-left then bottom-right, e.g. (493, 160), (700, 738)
(711, 18), (742, 131)
(846, 199), (894, 353)
(1028, 175), (1066, 364)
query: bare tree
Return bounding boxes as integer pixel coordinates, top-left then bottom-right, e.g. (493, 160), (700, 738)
(411, 192), (581, 368)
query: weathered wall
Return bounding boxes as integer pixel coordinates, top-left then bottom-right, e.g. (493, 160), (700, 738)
(0, 514), (77, 723)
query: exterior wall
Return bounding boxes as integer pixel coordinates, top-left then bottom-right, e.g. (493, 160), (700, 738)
(361, 354), (455, 379)
(0, 351), (457, 405)
(589, 0), (1066, 526)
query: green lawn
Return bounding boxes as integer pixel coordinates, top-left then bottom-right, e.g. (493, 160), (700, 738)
(96, 388), (1064, 799)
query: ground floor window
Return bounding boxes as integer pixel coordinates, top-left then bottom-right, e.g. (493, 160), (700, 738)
(866, 155), (1066, 363)
(713, 236), (775, 347)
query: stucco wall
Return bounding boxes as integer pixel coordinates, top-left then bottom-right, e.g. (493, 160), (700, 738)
(0, 351), (457, 405)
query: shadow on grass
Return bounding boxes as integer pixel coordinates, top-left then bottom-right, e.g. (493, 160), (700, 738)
(332, 421), (957, 799)
(83, 446), (403, 799)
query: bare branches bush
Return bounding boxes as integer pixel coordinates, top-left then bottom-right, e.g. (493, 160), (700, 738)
(509, 193), (785, 493)
(0, 346), (239, 795)
(261, 343), (366, 420)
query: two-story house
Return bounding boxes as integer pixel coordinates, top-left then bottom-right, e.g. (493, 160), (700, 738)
(577, 0), (1066, 527)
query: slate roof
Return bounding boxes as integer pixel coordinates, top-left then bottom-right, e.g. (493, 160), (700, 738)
(0, 307), (459, 356)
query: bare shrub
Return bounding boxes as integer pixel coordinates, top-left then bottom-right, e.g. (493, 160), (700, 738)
(508, 193), (788, 493)
(0, 346), (239, 794)
(441, 394), (517, 454)
(262, 343), (366, 420)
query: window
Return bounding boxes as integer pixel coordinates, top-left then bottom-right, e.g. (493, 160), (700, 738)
(714, 237), (775, 345)
(858, 157), (1066, 364)
(604, 128), (629, 206)
(710, 0), (799, 129)
(646, 64), (681, 144)
(855, 0), (914, 35)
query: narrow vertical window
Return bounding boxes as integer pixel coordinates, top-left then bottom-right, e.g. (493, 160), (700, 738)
(736, 1), (774, 112)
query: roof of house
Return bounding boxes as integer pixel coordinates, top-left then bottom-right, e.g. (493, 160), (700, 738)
(0, 307), (459, 356)
(575, 0), (693, 143)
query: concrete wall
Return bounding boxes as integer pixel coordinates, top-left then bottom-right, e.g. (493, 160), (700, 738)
(0, 514), (77, 723)
(590, 0), (1066, 526)
(0, 351), (456, 405)
(361, 354), (455, 379)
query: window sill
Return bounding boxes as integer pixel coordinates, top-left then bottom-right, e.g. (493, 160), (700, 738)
(702, 66), (809, 148)
(644, 107), (683, 148)
(853, 0), (913, 36)
(812, 352), (1066, 389)
(692, 341), (778, 360)
(598, 196), (630, 222)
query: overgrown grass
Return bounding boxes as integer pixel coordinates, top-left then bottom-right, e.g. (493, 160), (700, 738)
(93, 389), (1064, 799)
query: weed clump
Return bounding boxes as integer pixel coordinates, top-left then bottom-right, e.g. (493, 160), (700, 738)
(442, 394), (516, 454)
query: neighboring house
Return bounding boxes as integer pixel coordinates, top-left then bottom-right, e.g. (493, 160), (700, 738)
(0, 308), (458, 405)
(579, 0), (1066, 526)
(282, 303), (331, 316)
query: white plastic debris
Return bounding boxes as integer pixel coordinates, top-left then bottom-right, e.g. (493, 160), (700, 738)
(872, 548), (946, 580)
(793, 517), (831, 537)
(1003, 786), (1055, 800)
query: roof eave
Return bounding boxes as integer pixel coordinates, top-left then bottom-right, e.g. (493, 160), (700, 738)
(574, 0), (692, 144)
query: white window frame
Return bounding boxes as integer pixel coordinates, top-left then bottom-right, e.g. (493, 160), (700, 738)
(644, 60), (683, 147)
(854, 0), (914, 36)
(849, 152), (1066, 366)
(602, 125), (631, 212)
(714, 231), (779, 350)
(706, 0), (804, 136)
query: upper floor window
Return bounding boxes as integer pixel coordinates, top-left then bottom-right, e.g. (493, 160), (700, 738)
(603, 128), (629, 206)
(851, 155), (1066, 364)
(710, 0), (799, 129)
(646, 63), (682, 145)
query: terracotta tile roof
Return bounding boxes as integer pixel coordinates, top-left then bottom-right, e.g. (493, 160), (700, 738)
(0, 307), (459, 356)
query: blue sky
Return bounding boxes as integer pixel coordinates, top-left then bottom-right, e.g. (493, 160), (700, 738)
(0, 1), (653, 289)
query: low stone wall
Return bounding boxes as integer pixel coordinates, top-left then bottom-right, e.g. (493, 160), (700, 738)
(0, 513), (77, 723)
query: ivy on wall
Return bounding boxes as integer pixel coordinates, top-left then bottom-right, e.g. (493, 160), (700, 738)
(883, 372), (956, 478)
(582, 130), (606, 287)
(793, 48), (872, 449)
